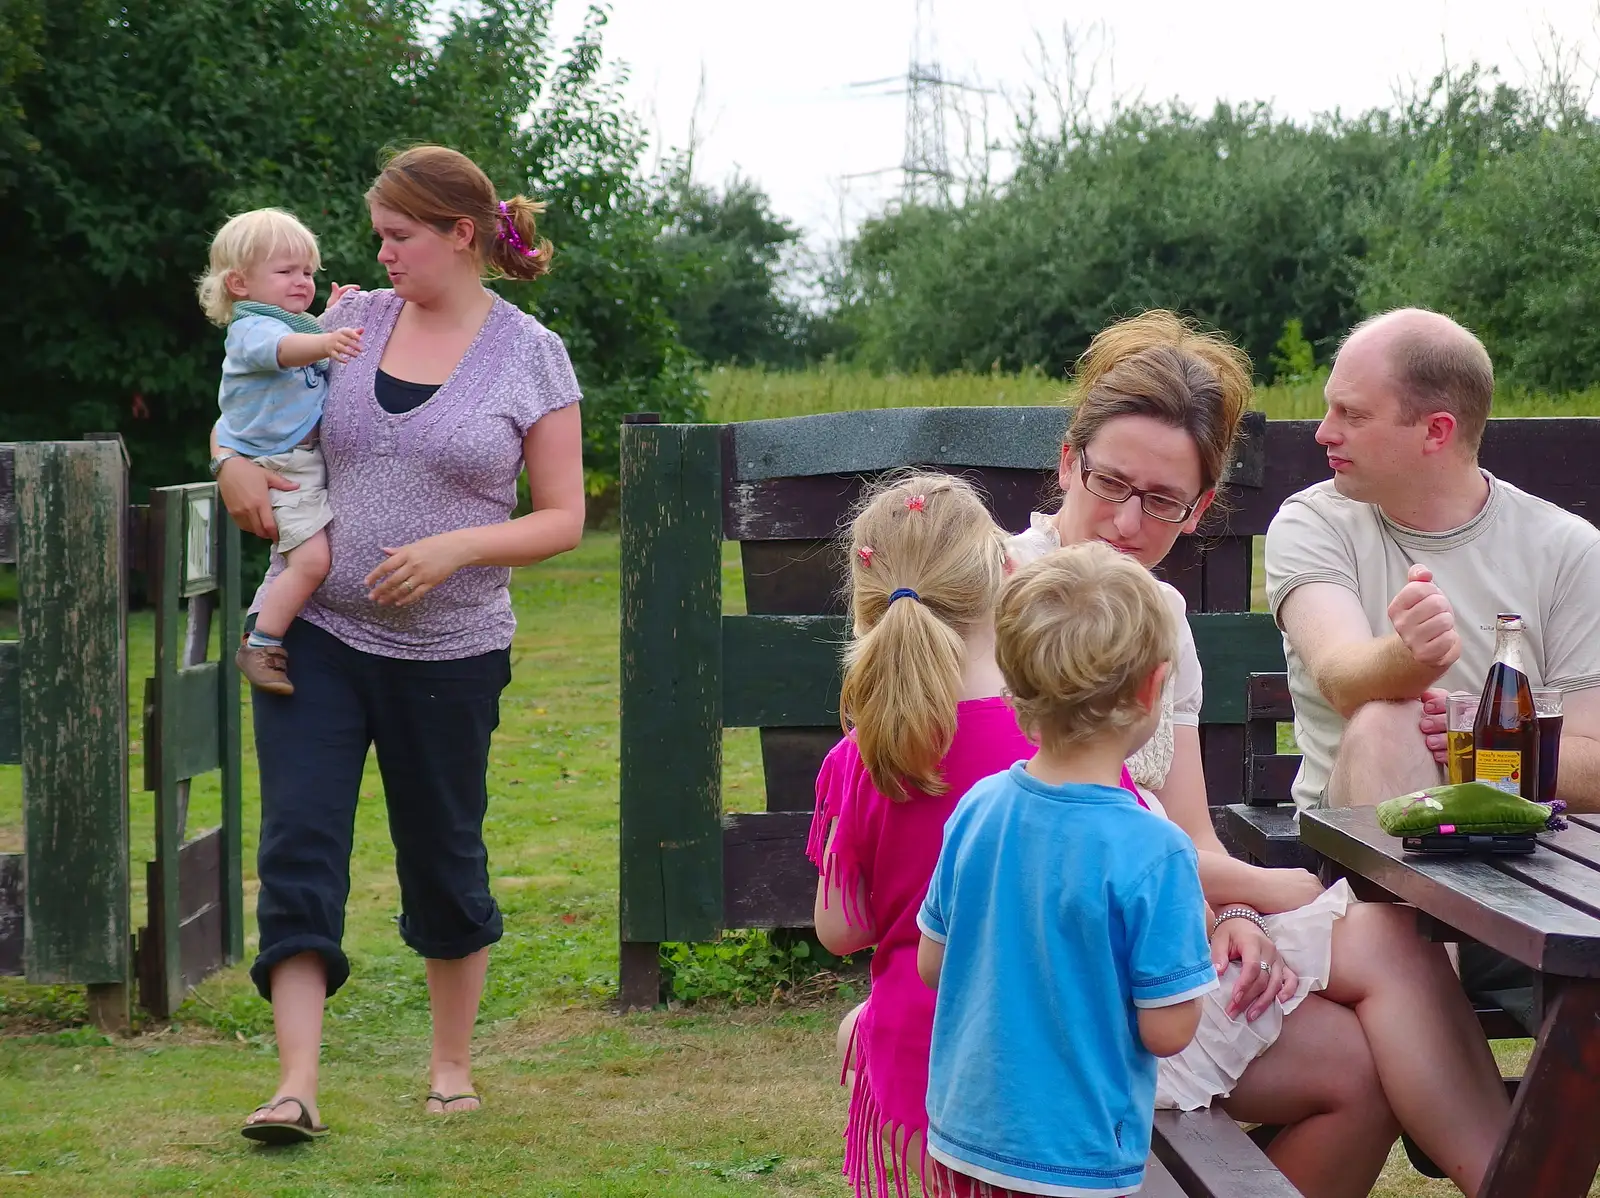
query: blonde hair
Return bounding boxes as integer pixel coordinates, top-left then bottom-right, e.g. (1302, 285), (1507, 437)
(366, 144), (552, 282)
(1067, 310), (1255, 493)
(995, 542), (1177, 754)
(197, 207), (322, 327)
(839, 472), (1008, 801)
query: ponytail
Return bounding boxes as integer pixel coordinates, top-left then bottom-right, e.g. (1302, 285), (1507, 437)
(840, 595), (966, 801)
(838, 473), (1007, 802)
(488, 194), (552, 282)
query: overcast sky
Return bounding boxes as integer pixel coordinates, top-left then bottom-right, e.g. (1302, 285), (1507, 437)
(544, 1), (1600, 241)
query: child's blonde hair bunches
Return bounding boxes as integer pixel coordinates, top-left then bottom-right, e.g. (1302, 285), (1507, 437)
(995, 542), (1177, 754)
(839, 472), (1007, 801)
(196, 208), (322, 327)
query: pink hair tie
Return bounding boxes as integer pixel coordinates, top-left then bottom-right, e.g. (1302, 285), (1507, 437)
(496, 200), (540, 259)
(905, 495), (926, 512)
(857, 546), (875, 567)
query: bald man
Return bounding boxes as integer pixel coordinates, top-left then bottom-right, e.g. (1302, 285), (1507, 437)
(1265, 308), (1600, 815)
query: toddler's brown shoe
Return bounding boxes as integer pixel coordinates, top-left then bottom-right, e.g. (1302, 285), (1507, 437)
(236, 643), (293, 695)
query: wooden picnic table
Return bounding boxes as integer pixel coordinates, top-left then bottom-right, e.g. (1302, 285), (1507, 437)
(1299, 807), (1600, 1198)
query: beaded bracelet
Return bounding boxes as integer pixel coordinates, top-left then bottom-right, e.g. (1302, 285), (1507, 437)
(1210, 905), (1271, 939)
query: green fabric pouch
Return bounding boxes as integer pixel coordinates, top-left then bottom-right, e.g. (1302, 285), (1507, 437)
(1376, 781), (1568, 837)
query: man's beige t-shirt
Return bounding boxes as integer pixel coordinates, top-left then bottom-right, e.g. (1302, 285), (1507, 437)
(1265, 472), (1600, 809)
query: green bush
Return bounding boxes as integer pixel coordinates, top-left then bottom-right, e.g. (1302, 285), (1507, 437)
(829, 63), (1600, 395)
(1270, 319), (1318, 384)
(1361, 99), (1600, 390)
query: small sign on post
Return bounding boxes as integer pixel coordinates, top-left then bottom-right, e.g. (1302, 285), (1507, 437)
(182, 489), (215, 597)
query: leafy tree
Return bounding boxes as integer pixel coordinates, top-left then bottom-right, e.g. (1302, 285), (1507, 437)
(1359, 68), (1600, 391)
(837, 101), (1398, 378)
(0, 0), (44, 194)
(0, 0), (699, 491)
(656, 173), (805, 366)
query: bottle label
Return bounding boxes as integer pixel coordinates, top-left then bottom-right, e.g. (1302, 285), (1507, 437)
(1475, 749), (1525, 795)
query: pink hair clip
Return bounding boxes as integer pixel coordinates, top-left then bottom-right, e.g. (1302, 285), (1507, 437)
(905, 495), (926, 512)
(497, 200), (540, 259)
(858, 545), (875, 567)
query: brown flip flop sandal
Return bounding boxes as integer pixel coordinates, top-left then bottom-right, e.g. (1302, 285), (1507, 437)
(425, 1090), (482, 1113)
(241, 1096), (328, 1144)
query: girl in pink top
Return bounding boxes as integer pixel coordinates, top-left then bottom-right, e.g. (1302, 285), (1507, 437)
(806, 472), (1138, 1198)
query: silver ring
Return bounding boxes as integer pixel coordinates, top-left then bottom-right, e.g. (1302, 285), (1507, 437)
(1258, 961), (1272, 972)
(403, 580), (415, 592)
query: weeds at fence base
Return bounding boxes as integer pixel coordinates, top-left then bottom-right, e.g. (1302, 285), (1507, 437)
(660, 929), (867, 1007)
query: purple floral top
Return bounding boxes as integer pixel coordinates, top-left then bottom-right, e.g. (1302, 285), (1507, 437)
(250, 287), (582, 660)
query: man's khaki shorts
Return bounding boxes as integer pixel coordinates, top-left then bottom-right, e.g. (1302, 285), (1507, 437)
(254, 445), (333, 555)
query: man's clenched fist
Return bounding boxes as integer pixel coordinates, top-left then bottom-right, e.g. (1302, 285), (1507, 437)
(1388, 564), (1461, 672)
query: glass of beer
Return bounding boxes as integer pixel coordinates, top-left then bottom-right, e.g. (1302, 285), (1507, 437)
(1446, 692), (1478, 785)
(1533, 688), (1563, 803)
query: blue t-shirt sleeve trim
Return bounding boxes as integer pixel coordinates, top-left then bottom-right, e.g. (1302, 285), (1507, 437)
(1131, 967), (1219, 1007)
(1124, 838), (1215, 1007)
(916, 908), (947, 944)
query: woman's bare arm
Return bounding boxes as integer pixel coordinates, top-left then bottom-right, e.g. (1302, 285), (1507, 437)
(451, 403), (585, 567)
(1156, 726), (1325, 915)
(211, 423), (295, 542)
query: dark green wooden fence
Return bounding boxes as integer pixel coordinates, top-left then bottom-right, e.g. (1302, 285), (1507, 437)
(0, 441), (243, 1028)
(135, 483), (244, 1018)
(9, 440), (131, 1027)
(617, 409), (1600, 1010)
(616, 407), (1287, 1009)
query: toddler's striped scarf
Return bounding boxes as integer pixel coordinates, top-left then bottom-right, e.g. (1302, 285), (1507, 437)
(232, 299), (324, 335)
(232, 300), (327, 372)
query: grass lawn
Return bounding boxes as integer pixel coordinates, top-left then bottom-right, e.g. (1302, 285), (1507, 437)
(0, 528), (1587, 1195)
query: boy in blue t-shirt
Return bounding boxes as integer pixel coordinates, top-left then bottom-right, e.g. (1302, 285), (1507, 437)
(197, 207), (363, 695)
(917, 542), (1217, 1197)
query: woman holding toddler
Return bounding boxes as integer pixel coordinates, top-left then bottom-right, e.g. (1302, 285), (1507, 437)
(210, 144), (585, 1141)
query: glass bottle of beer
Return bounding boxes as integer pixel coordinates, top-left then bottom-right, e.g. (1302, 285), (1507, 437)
(1472, 613), (1541, 801)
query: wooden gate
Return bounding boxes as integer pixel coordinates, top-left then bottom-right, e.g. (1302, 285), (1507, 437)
(134, 483), (245, 1018)
(0, 439), (133, 1028)
(0, 441), (244, 1029)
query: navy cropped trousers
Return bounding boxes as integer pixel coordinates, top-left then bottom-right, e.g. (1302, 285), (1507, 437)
(248, 618), (511, 999)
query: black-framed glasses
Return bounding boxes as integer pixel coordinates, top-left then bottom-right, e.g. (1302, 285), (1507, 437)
(1078, 450), (1200, 524)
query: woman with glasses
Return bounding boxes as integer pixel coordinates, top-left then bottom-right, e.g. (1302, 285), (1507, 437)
(1004, 311), (1511, 1198)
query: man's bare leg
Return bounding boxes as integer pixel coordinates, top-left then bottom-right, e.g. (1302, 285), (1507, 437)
(1327, 700), (1442, 808)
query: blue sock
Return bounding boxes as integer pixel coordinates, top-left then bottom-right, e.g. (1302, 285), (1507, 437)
(247, 629), (284, 650)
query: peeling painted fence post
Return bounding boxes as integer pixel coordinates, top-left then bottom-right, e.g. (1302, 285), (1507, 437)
(8, 440), (132, 1029)
(0, 440), (243, 1031)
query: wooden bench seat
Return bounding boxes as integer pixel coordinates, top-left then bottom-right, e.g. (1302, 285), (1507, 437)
(620, 408), (1291, 1008)
(1142, 1149), (1204, 1198)
(1152, 1108), (1304, 1197)
(1222, 804), (1313, 872)
(1220, 674), (1311, 869)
